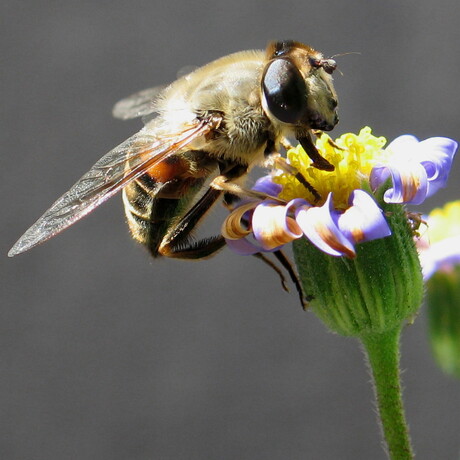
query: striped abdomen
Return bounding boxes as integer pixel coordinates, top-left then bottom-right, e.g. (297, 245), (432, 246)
(122, 151), (215, 257)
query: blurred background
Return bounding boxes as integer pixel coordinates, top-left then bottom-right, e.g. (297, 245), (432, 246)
(2, 1), (460, 458)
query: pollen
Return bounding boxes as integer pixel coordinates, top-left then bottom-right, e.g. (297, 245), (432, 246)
(273, 127), (388, 209)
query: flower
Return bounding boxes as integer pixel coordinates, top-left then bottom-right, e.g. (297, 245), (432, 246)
(223, 128), (457, 258)
(420, 201), (460, 377)
(417, 200), (460, 280)
(222, 126), (458, 455)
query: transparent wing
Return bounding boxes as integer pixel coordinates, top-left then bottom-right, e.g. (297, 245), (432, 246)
(112, 85), (167, 120)
(9, 120), (213, 257)
(112, 66), (198, 121)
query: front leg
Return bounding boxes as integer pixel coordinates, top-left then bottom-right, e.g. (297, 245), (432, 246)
(210, 175), (285, 203)
(312, 129), (345, 151)
(280, 136), (294, 151)
(265, 154), (321, 203)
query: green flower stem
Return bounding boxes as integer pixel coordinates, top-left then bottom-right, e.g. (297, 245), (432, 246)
(293, 199), (422, 457)
(360, 327), (413, 460)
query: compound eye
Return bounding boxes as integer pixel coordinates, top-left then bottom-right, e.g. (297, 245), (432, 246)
(262, 58), (307, 124)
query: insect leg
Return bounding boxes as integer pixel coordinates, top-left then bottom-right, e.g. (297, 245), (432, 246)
(253, 249), (309, 309)
(273, 250), (310, 309)
(158, 160), (275, 259)
(270, 155), (321, 203)
(158, 187), (226, 259)
(280, 136), (294, 151)
(211, 175), (285, 203)
(253, 253), (289, 292)
(312, 130), (345, 151)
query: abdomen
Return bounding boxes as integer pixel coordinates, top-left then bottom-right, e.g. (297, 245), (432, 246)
(122, 152), (215, 257)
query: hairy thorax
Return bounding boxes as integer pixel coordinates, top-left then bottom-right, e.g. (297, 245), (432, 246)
(154, 50), (278, 167)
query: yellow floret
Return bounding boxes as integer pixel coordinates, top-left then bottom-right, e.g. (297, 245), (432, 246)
(274, 127), (389, 210)
(427, 201), (460, 243)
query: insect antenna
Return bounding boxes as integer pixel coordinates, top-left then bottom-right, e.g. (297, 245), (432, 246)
(328, 52), (361, 76)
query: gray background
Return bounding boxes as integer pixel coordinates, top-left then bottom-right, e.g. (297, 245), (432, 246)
(2, 1), (460, 459)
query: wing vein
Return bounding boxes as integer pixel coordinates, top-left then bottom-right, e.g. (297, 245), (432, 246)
(8, 119), (212, 256)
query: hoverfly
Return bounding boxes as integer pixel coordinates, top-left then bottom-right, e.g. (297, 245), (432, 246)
(9, 40), (338, 274)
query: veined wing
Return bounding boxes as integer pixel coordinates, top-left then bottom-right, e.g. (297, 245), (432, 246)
(8, 120), (213, 257)
(112, 85), (167, 120)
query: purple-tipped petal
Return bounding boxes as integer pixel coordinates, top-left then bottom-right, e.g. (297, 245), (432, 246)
(252, 175), (282, 196)
(222, 201), (267, 254)
(338, 190), (391, 243)
(295, 194), (356, 258)
(417, 137), (457, 197)
(252, 200), (303, 250)
(419, 236), (460, 280)
(374, 160), (429, 204)
(369, 165), (391, 192)
(372, 135), (457, 204)
(225, 237), (263, 255)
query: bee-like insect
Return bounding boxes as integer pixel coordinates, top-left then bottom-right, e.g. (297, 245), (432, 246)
(8, 40), (338, 262)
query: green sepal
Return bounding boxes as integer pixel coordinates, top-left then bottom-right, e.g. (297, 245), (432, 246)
(293, 200), (423, 337)
(427, 266), (460, 378)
